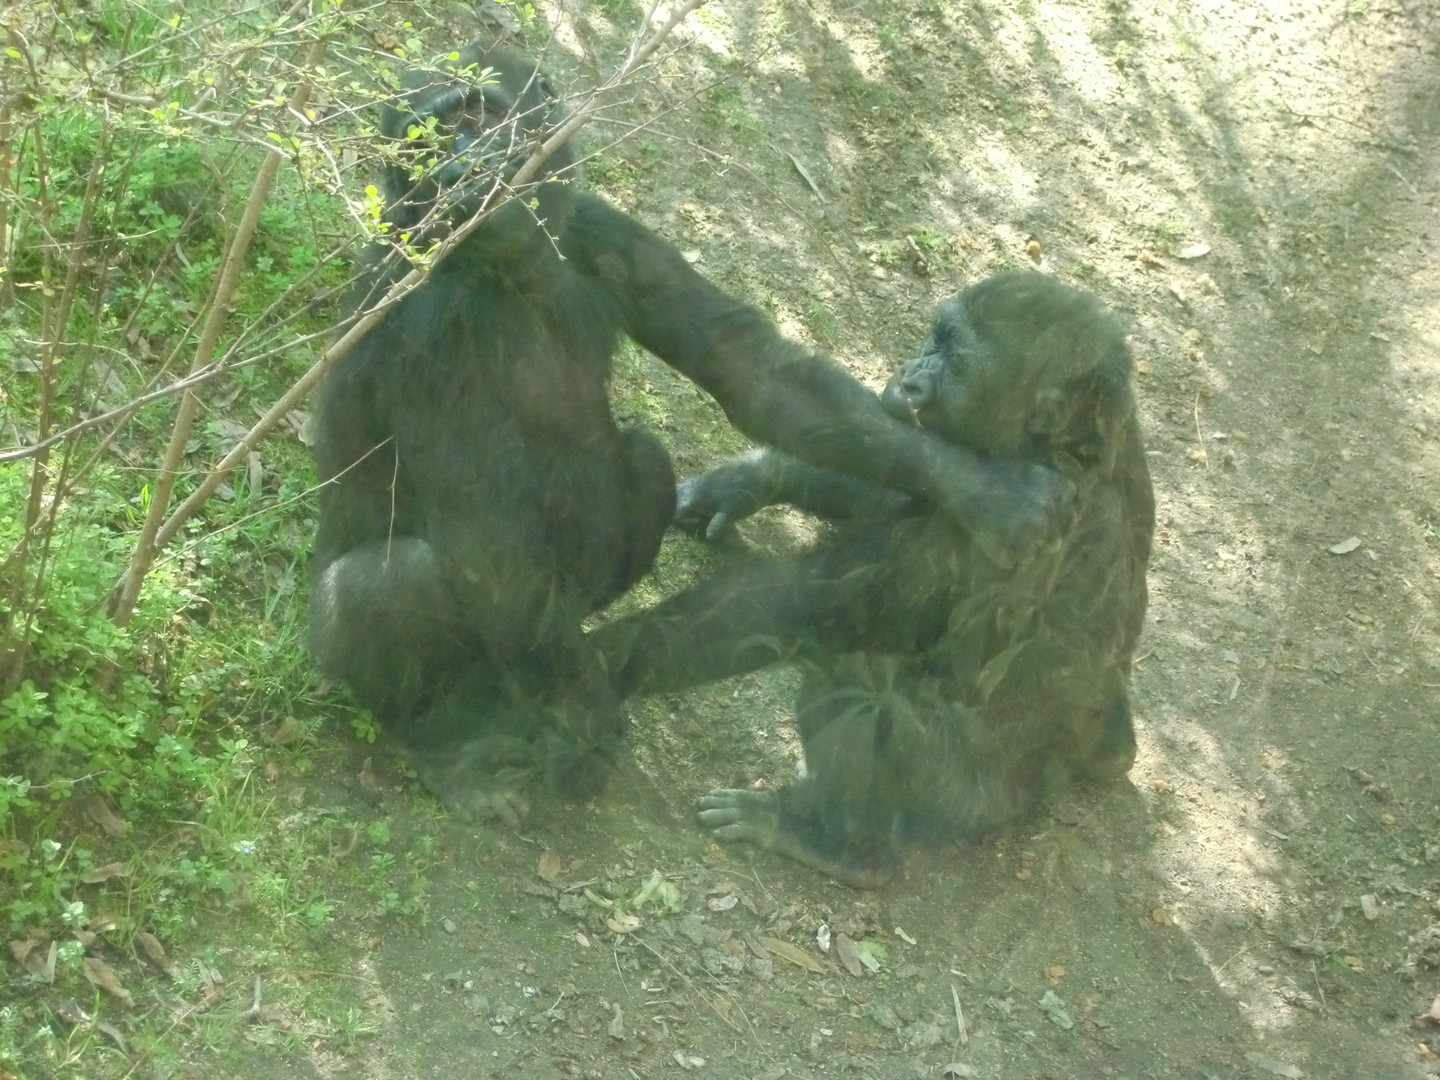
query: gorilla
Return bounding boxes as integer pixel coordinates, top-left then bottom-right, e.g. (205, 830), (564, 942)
(307, 44), (1072, 820)
(588, 272), (1154, 886)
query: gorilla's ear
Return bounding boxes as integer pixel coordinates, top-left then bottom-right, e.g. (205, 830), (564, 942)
(1028, 361), (1130, 475)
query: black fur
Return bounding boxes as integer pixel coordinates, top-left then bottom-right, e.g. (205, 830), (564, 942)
(590, 273), (1154, 885)
(308, 46), (1074, 820)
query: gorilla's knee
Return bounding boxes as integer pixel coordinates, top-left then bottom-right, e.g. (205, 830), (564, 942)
(309, 538), (457, 709)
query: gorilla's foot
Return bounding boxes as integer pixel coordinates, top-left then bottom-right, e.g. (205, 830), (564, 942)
(403, 738), (537, 827)
(698, 787), (901, 890)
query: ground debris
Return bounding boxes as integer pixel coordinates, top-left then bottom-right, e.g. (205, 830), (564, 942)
(9, 937), (56, 983)
(1038, 990), (1073, 1030)
(1245, 1051), (1303, 1077)
(82, 957), (133, 1005)
(135, 932), (180, 980)
(759, 935), (828, 974)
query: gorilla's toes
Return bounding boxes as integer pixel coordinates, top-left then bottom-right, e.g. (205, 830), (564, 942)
(405, 742), (537, 827)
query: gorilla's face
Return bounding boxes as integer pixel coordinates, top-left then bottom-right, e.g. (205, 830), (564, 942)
(379, 43), (576, 232)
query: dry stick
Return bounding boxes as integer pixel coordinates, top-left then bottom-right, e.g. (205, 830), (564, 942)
(0, 35), (17, 310)
(146, 0), (709, 559)
(109, 38), (329, 626)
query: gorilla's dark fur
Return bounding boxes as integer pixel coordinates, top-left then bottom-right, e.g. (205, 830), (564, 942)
(308, 44), (1073, 820)
(590, 273), (1154, 886)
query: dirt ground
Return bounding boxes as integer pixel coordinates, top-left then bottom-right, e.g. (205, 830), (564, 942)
(232, 1), (1440, 1077)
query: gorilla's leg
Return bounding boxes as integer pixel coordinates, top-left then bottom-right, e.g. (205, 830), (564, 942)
(699, 657), (1076, 888)
(1075, 693), (1138, 782)
(309, 538), (462, 724)
(591, 510), (937, 701)
(308, 539), (543, 823)
(590, 548), (875, 698)
(698, 660), (919, 888)
(603, 425), (677, 606)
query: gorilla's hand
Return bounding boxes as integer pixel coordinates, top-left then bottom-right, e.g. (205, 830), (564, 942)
(960, 459), (1077, 568)
(674, 451), (779, 542)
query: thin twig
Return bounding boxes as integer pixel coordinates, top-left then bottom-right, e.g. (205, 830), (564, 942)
(110, 37), (330, 625)
(951, 983), (968, 1045)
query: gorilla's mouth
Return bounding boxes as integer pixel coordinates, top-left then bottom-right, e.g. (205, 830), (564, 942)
(880, 381), (929, 429)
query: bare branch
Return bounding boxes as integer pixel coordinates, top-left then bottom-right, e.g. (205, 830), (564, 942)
(110, 38), (331, 625)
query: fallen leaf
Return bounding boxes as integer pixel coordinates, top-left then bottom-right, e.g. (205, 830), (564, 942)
(82, 957), (133, 1005)
(853, 938), (886, 972)
(9, 938), (56, 983)
(537, 850), (564, 885)
(136, 932), (180, 980)
(606, 914), (640, 935)
(742, 934), (769, 960)
(1245, 1051), (1302, 1077)
(52, 999), (90, 1026)
(81, 862), (127, 885)
(94, 1020), (127, 1051)
(266, 716), (308, 745)
(358, 757), (381, 792)
(836, 933), (864, 977)
(786, 152), (824, 200)
(199, 964), (225, 1005)
(759, 935), (827, 974)
(83, 794), (127, 838)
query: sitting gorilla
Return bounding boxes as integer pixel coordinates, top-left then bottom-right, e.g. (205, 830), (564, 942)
(307, 44), (1072, 821)
(588, 272), (1154, 886)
